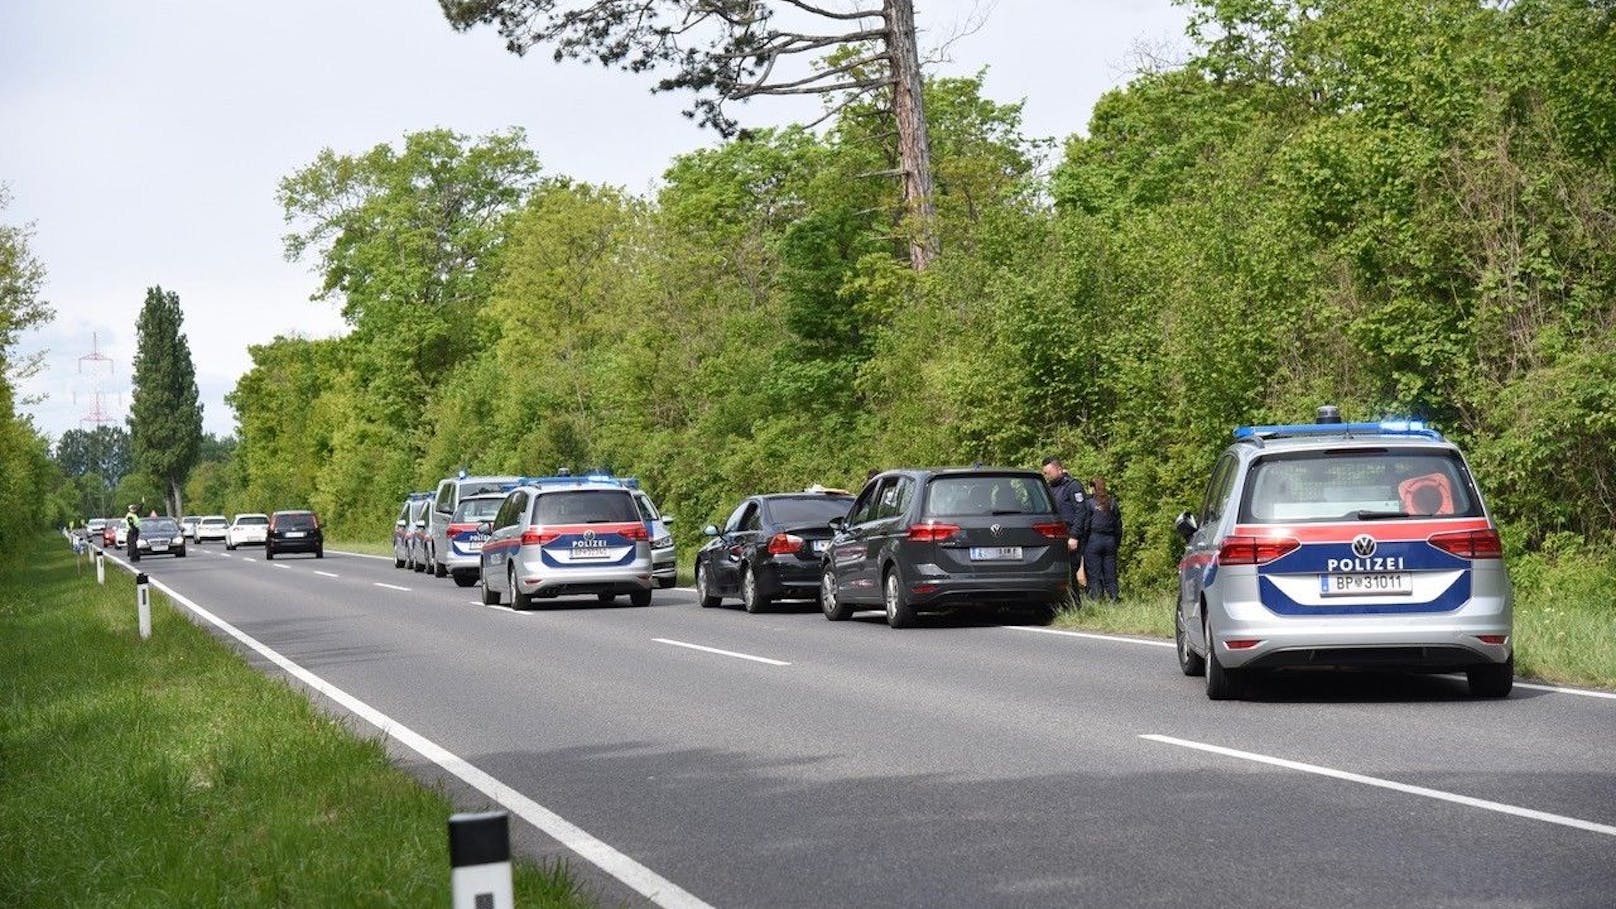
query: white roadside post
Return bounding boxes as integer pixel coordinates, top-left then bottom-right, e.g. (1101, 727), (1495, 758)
(449, 811), (514, 909)
(96, 549), (105, 585)
(136, 572), (151, 640)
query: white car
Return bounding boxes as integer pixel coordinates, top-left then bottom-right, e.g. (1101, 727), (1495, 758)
(226, 513), (270, 550)
(195, 515), (229, 542)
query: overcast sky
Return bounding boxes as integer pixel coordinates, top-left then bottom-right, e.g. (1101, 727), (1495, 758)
(1, 0), (1190, 442)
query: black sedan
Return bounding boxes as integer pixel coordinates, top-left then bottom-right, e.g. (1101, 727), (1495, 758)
(695, 491), (856, 612)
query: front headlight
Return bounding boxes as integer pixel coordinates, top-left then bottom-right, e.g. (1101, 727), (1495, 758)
(172, 536), (184, 544)
(651, 535), (673, 550)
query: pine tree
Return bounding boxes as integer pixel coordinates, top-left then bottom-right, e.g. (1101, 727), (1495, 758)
(128, 286), (202, 517)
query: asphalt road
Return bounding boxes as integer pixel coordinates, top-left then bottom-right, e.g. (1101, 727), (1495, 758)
(99, 542), (1616, 908)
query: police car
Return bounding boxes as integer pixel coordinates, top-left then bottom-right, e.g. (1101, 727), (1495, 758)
(477, 475), (654, 608)
(1173, 407), (1513, 700)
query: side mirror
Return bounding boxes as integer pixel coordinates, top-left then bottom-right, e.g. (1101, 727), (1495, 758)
(396, 519), (406, 527)
(663, 515), (676, 526)
(1174, 511), (1199, 542)
(702, 524), (720, 537)
(476, 521), (492, 535)
(828, 516), (846, 532)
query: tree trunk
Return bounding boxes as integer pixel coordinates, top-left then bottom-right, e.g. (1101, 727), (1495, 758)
(168, 479), (183, 520)
(885, 0), (938, 270)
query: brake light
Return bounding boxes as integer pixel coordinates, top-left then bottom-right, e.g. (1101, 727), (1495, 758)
(1477, 634), (1509, 645)
(521, 528), (561, 545)
(447, 523), (476, 535)
(1033, 521), (1068, 539)
(1428, 528), (1503, 559)
(1217, 535), (1300, 566)
(767, 533), (805, 554)
(619, 523), (649, 542)
(908, 522), (961, 543)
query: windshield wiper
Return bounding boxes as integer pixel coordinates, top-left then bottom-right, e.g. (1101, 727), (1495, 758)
(1352, 509), (1413, 520)
(990, 508), (1026, 515)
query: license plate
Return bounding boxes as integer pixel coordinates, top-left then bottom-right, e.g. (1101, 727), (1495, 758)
(1320, 573), (1413, 596)
(151, 543), (168, 551)
(466, 533), (488, 543)
(812, 540), (829, 554)
(970, 546), (1023, 561)
(569, 547), (611, 560)
(286, 531), (305, 538)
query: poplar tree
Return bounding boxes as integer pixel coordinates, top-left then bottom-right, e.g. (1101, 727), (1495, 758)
(128, 286), (202, 517)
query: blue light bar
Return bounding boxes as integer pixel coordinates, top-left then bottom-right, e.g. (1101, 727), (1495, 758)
(510, 474), (641, 490)
(1233, 420), (1443, 441)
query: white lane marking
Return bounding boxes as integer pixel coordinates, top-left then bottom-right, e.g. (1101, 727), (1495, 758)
(314, 570), (339, 579)
(653, 638), (791, 667)
(329, 549), (396, 562)
(241, 557), (255, 562)
(101, 559), (714, 909)
(1142, 734), (1616, 838)
(374, 582), (411, 592)
(272, 564), (290, 571)
(1007, 625), (1176, 648)
(1515, 681), (1616, 701)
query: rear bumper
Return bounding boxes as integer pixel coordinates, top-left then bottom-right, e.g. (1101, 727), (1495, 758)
(515, 558), (654, 598)
(905, 565), (1070, 609)
(268, 536), (323, 553)
(756, 558), (824, 598)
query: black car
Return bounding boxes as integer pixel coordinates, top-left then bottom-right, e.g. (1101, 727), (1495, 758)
(819, 468), (1072, 628)
(695, 490), (857, 612)
(265, 510), (324, 559)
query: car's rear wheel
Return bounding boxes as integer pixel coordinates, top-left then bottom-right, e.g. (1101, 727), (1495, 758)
(394, 547), (405, 569)
(597, 592), (616, 605)
(508, 565), (532, 609)
(412, 548), (427, 572)
(884, 567), (917, 629)
(695, 562), (721, 608)
(480, 562), (500, 606)
(176, 547), (187, 559)
(1204, 624), (1245, 700)
(656, 576), (676, 590)
(821, 567), (854, 621)
(630, 588), (652, 607)
(741, 564), (770, 614)
(1467, 655), (1513, 698)
(1177, 607), (1206, 677)
(433, 552), (446, 578)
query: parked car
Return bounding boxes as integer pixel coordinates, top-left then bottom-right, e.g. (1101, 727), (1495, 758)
(85, 518), (108, 541)
(819, 468), (1072, 628)
(180, 516), (201, 540)
(393, 493), (434, 570)
(225, 513), (270, 550)
(478, 481), (653, 608)
(266, 510), (324, 559)
(436, 492), (506, 587)
(195, 515), (229, 543)
(696, 490), (855, 612)
(634, 490), (678, 589)
(1172, 408), (1513, 700)
(426, 474), (522, 577)
(102, 520), (118, 547)
(133, 517), (186, 560)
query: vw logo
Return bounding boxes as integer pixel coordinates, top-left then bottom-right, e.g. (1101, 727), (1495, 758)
(1351, 534), (1377, 558)
(583, 530), (596, 542)
(990, 523), (1003, 537)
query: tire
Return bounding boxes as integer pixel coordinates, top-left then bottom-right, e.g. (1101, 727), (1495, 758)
(1177, 607), (1206, 677)
(315, 548), (323, 559)
(176, 548), (187, 558)
(1205, 628), (1245, 700)
(630, 588), (652, 607)
(453, 572), (477, 588)
(695, 562), (721, 608)
(597, 593), (616, 604)
(1467, 655), (1514, 698)
(821, 567), (854, 621)
(394, 548), (405, 569)
(433, 558), (447, 578)
(480, 566), (501, 606)
(508, 565), (532, 609)
(741, 564), (770, 614)
(403, 546), (414, 571)
(884, 567), (917, 629)
(412, 548), (426, 572)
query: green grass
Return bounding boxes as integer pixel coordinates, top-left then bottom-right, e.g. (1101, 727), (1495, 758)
(328, 538), (395, 558)
(1, 534), (597, 908)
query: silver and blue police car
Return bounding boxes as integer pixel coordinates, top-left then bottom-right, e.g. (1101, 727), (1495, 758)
(1173, 407), (1513, 700)
(477, 478), (654, 608)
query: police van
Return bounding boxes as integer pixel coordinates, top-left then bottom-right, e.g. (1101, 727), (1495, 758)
(427, 473), (523, 582)
(1173, 407), (1513, 700)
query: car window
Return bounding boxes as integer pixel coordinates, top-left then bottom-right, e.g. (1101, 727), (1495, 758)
(739, 503), (762, 532)
(534, 490), (638, 524)
(924, 475), (1053, 517)
(453, 497), (504, 522)
(723, 501), (750, 534)
(766, 496), (855, 527)
(436, 480), (455, 514)
(277, 513), (318, 530)
(236, 515), (269, 526)
(1201, 453), (1237, 526)
(1240, 449), (1483, 523)
(492, 494), (519, 530)
(140, 519), (179, 534)
(873, 478), (914, 521)
(846, 480), (885, 526)
(634, 494), (660, 522)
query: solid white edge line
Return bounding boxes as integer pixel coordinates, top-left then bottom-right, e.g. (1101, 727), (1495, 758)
(654, 638), (791, 667)
(99, 552), (715, 909)
(1006, 625), (1176, 648)
(329, 549), (396, 562)
(1141, 734), (1616, 838)
(314, 571), (339, 579)
(373, 582), (411, 592)
(1515, 681), (1616, 701)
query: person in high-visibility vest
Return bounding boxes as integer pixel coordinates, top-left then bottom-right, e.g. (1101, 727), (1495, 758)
(125, 504), (142, 562)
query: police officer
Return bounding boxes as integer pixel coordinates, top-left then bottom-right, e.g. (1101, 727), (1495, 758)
(1082, 477), (1122, 601)
(124, 503), (141, 562)
(1040, 457), (1086, 604)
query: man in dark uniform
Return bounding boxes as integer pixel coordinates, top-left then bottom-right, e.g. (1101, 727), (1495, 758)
(124, 503), (141, 562)
(1041, 457), (1086, 606)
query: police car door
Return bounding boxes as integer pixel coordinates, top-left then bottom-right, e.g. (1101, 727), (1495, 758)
(486, 491), (528, 593)
(1181, 453), (1238, 648)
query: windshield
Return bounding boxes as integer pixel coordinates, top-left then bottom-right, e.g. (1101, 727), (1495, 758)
(533, 490), (637, 524)
(1240, 448), (1484, 523)
(141, 519), (179, 535)
(235, 515), (269, 526)
(201, 517), (227, 526)
(924, 475), (1055, 517)
(454, 497), (503, 521)
(768, 496), (854, 526)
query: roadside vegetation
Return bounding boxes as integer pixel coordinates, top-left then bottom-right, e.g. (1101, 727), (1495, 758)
(0, 535), (595, 908)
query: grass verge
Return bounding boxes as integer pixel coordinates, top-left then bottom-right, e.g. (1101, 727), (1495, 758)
(1, 533), (596, 907)
(328, 538), (395, 558)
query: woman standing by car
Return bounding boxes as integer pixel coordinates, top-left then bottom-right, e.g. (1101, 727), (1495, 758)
(1082, 477), (1122, 601)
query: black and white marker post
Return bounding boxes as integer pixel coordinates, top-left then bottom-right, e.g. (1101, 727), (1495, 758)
(96, 548), (105, 585)
(449, 810), (514, 909)
(135, 572), (151, 640)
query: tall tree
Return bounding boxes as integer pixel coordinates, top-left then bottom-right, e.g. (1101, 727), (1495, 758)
(128, 286), (202, 517)
(54, 425), (131, 516)
(438, 0), (940, 268)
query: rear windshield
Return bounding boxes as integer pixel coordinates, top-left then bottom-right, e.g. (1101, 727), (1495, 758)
(201, 517), (228, 526)
(768, 496), (854, 526)
(924, 475), (1055, 517)
(533, 490), (638, 524)
(1240, 449), (1484, 523)
(454, 497), (503, 521)
(276, 513), (318, 529)
(235, 515), (269, 526)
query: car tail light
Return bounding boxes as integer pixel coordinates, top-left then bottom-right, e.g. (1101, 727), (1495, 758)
(619, 523), (649, 542)
(1477, 634), (1509, 645)
(1033, 521), (1068, 539)
(1217, 535), (1300, 566)
(907, 522), (961, 543)
(767, 533), (805, 554)
(521, 528), (562, 545)
(447, 523), (476, 535)
(1427, 528), (1503, 559)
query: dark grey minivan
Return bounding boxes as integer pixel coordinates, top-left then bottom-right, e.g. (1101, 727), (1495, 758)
(819, 468), (1072, 628)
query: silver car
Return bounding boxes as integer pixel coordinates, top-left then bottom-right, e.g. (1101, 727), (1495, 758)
(436, 492), (505, 587)
(479, 482), (653, 608)
(426, 474), (522, 578)
(634, 490), (677, 589)
(1173, 409), (1513, 700)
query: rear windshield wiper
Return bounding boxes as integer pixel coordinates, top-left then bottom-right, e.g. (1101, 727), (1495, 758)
(1351, 509), (1414, 520)
(990, 508), (1026, 515)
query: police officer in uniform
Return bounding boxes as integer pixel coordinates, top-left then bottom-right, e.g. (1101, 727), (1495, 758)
(1082, 477), (1123, 601)
(1041, 457), (1086, 605)
(125, 503), (141, 562)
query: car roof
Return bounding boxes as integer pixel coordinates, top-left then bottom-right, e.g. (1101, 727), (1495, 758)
(756, 492), (855, 502)
(233, 513), (269, 519)
(272, 509), (315, 516)
(1232, 433), (1459, 458)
